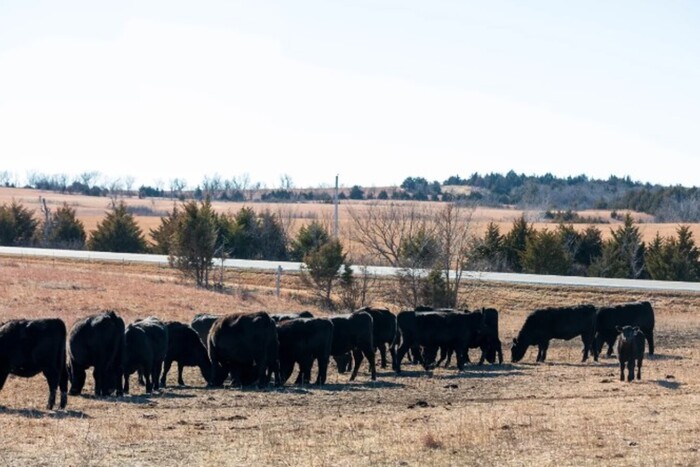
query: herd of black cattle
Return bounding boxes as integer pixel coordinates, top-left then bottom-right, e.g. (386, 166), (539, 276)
(0, 301), (655, 410)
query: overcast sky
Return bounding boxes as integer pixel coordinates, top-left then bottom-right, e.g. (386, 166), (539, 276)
(1, 1), (699, 189)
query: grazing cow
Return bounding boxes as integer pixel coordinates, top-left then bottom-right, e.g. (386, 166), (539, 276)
(394, 310), (484, 373)
(190, 313), (220, 344)
(67, 310), (125, 397)
(477, 308), (503, 365)
(123, 323), (154, 393)
(0, 318), (68, 410)
(329, 312), (377, 381)
(437, 308), (503, 367)
(208, 312), (281, 388)
(617, 326), (646, 382)
(276, 318), (333, 385)
(132, 317), (169, 392)
(160, 321), (211, 387)
(511, 304), (598, 363)
(270, 311), (315, 323)
(353, 306), (397, 369)
(595, 301), (655, 357)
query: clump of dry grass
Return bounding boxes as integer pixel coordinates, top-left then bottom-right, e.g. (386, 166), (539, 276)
(421, 432), (443, 450)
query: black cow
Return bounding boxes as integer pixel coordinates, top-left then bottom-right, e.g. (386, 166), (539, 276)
(270, 311), (314, 323)
(208, 312), (281, 388)
(160, 321), (211, 387)
(123, 323), (155, 393)
(511, 304), (598, 363)
(437, 308), (503, 367)
(67, 310), (125, 397)
(190, 313), (220, 344)
(617, 326), (645, 382)
(394, 310), (484, 373)
(0, 318), (68, 410)
(329, 312), (376, 381)
(353, 306), (397, 369)
(477, 307), (503, 365)
(276, 317), (333, 385)
(595, 301), (655, 357)
(132, 317), (169, 392)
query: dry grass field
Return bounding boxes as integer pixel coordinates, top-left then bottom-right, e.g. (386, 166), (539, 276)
(1, 187), (697, 253)
(1, 255), (700, 466)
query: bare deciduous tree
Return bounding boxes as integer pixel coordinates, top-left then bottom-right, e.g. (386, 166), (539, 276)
(347, 201), (434, 267)
(124, 176), (136, 197)
(434, 202), (476, 307)
(279, 174), (294, 190)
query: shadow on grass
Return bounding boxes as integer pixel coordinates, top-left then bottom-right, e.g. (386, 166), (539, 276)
(440, 368), (527, 380)
(549, 361), (618, 368)
(313, 380), (406, 392)
(654, 379), (682, 390)
(0, 406), (89, 419)
(647, 353), (683, 361)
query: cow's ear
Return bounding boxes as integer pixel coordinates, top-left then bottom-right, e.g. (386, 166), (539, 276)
(633, 326), (640, 332)
(615, 326), (622, 333)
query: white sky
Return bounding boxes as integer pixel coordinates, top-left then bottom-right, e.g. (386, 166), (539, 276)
(1, 1), (699, 189)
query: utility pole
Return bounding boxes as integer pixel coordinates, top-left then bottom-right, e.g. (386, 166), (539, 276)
(334, 174), (339, 238)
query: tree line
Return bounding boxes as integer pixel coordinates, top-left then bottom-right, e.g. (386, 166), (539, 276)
(6, 169), (700, 222)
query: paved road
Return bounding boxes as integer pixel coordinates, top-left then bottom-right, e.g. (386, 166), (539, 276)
(3, 246), (700, 293)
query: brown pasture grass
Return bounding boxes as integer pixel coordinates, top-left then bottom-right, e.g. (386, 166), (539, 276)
(1, 256), (700, 466)
(2, 187), (697, 255)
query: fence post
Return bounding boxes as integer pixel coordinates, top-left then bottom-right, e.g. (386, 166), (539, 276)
(275, 265), (282, 298)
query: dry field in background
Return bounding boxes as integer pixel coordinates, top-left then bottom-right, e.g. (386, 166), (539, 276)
(1, 187), (697, 257)
(1, 256), (700, 466)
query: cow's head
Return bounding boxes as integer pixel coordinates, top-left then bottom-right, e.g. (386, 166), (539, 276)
(616, 325), (639, 344)
(511, 337), (527, 362)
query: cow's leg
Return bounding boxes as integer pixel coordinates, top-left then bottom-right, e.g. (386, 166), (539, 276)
(294, 364), (303, 385)
(69, 366), (86, 395)
(161, 359), (172, 388)
(0, 367), (9, 391)
(59, 364), (68, 408)
(363, 345), (377, 381)
(377, 343), (388, 369)
(177, 362), (186, 386)
(388, 344), (397, 371)
(299, 358), (313, 385)
(606, 336), (616, 357)
(627, 360), (635, 382)
(436, 346), (448, 367)
(636, 358), (642, 380)
(316, 355), (329, 385)
(455, 349), (466, 371)
(153, 360), (163, 391)
(619, 361), (625, 381)
(123, 373), (131, 394)
(537, 341), (549, 362)
(411, 345), (423, 364)
(144, 370), (153, 393)
(93, 365), (104, 396)
(280, 358), (295, 385)
(645, 328), (655, 356)
(581, 334), (589, 362)
(349, 348), (364, 381)
(42, 368), (59, 410)
(394, 342), (411, 374)
(138, 370), (145, 386)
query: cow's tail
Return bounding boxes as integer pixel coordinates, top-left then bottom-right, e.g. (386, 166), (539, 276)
(105, 318), (126, 396)
(58, 321), (69, 408)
